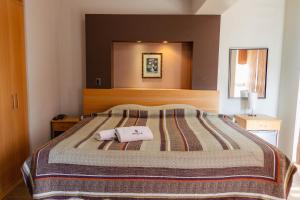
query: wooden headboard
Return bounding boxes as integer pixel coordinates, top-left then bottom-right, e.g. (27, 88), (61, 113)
(83, 89), (219, 115)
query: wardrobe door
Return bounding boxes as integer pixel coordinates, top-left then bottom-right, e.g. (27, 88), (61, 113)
(0, 0), (17, 198)
(7, 0), (29, 171)
(0, 0), (29, 198)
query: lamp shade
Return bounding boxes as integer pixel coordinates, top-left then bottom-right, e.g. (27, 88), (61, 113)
(248, 92), (258, 116)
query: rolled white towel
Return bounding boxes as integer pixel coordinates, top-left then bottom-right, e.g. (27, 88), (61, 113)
(94, 129), (116, 141)
(115, 126), (153, 143)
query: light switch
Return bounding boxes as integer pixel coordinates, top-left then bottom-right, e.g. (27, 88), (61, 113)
(96, 78), (102, 87)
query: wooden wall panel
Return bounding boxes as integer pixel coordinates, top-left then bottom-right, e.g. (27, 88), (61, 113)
(83, 89), (219, 115)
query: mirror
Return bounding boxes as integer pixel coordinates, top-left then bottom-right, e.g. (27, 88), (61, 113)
(229, 48), (268, 98)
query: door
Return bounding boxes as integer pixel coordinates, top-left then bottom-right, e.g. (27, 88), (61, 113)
(0, 0), (16, 197)
(7, 0), (29, 171)
(0, 0), (29, 198)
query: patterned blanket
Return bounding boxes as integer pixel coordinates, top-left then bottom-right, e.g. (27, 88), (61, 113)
(22, 104), (296, 199)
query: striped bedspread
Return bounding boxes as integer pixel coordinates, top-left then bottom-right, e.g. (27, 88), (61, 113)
(22, 104), (296, 199)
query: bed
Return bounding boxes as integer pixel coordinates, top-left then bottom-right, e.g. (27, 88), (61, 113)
(22, 89), (296, 199)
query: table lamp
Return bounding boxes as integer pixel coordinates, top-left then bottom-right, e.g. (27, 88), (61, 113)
(248, 92), (258, 116)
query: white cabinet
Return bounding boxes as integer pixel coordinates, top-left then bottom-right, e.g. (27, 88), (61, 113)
(250, 131), (278, 147)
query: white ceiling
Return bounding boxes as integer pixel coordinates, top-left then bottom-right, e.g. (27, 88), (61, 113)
(191, 0), (239, 14)
(54, 0), (238, 15)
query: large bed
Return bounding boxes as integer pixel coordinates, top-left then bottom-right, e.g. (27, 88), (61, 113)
(22, 89), (296, 199)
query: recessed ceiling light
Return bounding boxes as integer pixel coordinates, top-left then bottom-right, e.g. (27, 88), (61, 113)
(163, 41), (168, 43)
(137, 41), (142, 43)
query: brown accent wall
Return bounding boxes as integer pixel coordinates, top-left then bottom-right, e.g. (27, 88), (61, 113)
(86, 15), (221, 89)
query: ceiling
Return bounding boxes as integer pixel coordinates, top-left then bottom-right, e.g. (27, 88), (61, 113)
(190, 0), (239, 14)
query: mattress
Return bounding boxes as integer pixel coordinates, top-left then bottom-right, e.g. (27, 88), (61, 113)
(22, 104), (296, 199)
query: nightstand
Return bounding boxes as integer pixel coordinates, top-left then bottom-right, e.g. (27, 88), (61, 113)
(234, 115), (281, 147)
(51, 116), (80, 139)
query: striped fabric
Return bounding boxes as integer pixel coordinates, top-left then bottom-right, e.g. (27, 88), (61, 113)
(22, 105), (296, 200)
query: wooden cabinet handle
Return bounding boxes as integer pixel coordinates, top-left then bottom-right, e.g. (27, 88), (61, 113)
(15, 94), (19, 109)
(12, 94), (15, 109)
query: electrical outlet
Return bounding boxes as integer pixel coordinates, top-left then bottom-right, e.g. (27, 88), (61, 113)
(96, 78), (102, 87)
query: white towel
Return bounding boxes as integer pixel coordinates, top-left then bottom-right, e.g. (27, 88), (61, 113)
(115, 126), (153, 143)
(94, 129), (116, 141)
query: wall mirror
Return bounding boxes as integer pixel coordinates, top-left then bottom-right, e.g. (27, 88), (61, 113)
(229, 48), (268, 98)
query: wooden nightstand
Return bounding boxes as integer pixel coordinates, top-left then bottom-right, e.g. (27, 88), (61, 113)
(234, 115), (281, 147)
(51, 116), (80, 139)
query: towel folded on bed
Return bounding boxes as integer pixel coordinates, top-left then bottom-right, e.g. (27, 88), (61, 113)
(95, 129), (116, 141)
(115, 126), (153, 143)
(95, 126), (153, 142)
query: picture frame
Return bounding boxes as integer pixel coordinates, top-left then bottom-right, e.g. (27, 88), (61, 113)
(142, 53), (162, 78)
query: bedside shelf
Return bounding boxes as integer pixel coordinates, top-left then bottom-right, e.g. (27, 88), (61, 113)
(51, 116), (80, 139)
(234, 114), (281, 147)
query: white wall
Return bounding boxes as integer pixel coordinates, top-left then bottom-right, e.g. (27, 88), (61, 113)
(24, 0), (191, 149)
(24, 0), (288, 153)
(24, 0), (61, 150)
(57, 0), (191, 115)
(278, 0), (300, 160)
(218, 0), (285, 117)
(59, 0), (286, 117)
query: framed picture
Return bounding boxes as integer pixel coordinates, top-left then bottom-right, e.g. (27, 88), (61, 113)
(142, 53), (162, 78)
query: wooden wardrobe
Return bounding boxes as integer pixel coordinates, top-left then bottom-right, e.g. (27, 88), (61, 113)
(0, 0), (29, 198)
